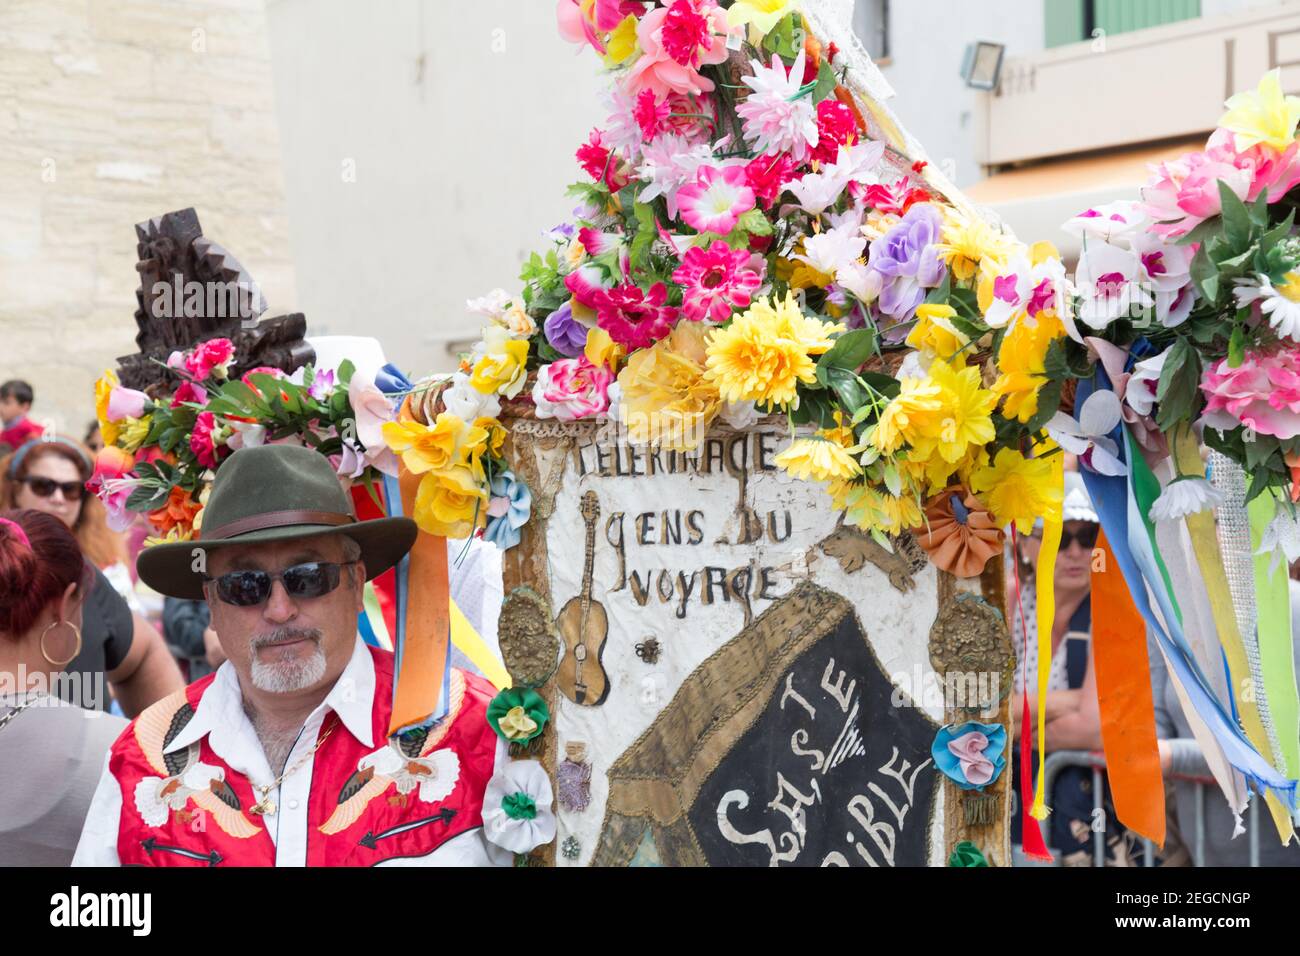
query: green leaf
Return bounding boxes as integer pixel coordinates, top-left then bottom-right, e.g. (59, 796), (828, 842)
(1189, 245), (1220, 304)
(1155, 337), (1203, 432)
(818, 328), (877, 372)
(823, 365), (866, 416)
(1219, 179), (1252, 251)
(1248, 190), (1271, 229)
(336, 359), (356, 386)
(126, 483), (170, 512)
(736, 208), (773, 237)
(1025, 379), (1063, 434)
(1246, 463), (1278, 504)
(1259, 210), (1296, 256)
(1228, 325), (1245, 367)
(1175, 215), (1223, 247)
(811, 59), (838, 103)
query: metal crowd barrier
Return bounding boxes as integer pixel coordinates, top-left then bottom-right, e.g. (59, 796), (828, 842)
(1032, 749), (1261, 867)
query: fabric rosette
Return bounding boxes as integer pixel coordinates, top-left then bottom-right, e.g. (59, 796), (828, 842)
(947, 840), (990, 867)
(931, 722), (1007, 792)
(912, 486), (1004, 578)
(482, 759), (556, 855)
(483, 470), (532, 551)
(486, 687), (550, 745)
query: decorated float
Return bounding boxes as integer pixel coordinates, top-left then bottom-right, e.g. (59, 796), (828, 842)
(92, 0), (1300, 865)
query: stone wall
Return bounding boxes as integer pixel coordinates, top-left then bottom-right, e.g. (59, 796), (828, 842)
(0, 0), (296, 439)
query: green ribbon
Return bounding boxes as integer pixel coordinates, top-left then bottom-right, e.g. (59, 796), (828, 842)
(1251, 492), (1300, 781)
(502, 791), (538, 821)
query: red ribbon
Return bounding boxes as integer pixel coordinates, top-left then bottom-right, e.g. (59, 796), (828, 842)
(1010, 527), (1053, 862)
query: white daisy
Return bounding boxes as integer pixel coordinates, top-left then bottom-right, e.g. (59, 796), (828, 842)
(1257, 271), (1300, 342)
(1148, 476), (1223, 522)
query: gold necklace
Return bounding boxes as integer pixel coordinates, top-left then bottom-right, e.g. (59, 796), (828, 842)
(249, 716), (338, 816)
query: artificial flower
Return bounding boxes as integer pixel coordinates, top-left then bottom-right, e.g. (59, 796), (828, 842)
(726, 0), (796, 35)
(909, 360), (997, 465)
(466, 288), (512, 321)
(168, 381), (207, 409)
(865, 202), (946, 320)
(672, 240), (765, 323)
(594, 281), (679, 351)
(1125, 350), (1165, 418)
(183, 338), (235, 381)
(564, 263), (615, 309)
(532, 356), (614, 420)
(932, 722), (1006, 790)
(575, 127), (631, 191)
(913, 486), (1004, 578)
(934, 206), (1016, 282)
(151, 484), (203, 538)
(543, 302), (590, 357)
(905, 302), (969, 361)
(1045, 389), (1127, 476)
(382, 413), (488, 477)
(1220, 68), (1300, 152)
(774, 436), (862, 482)
(1256, 506), (1300, 575)
(484, 469), (532, 551)
(1132, 231), (1197, 328)
(118, 416), (152, 454)
(745, 152), (797, 207)
(1141, 145), (1252, 239)
(486, 687), (550, 744)
(968, 448), (1062, 533)
(795, 224), (867, 286)
(703, 292), (841, 406)
(635, 134), (718, 217)
(94, 369), (123, 447)
(676, 164), (757, 235)
(736, 51), (819, 162)
(347, 368), (401, 476)
(412, 466), (488, 538)
(1149, 476), (1224, 522)
(1074, 240), (1153, 330)
(810, 99), (857, 165)
(469, 327), (530, 398)
(441, 370), (502, 424)
(584, 326), (626, 372)
(107, 385), (149, 422)
(990, 312), (1062, 424)
(88, 446), (139, 533)
(189, 411), (226, 469)
(482, 759), (556, 855)
(1060, 200), (1146, 244)
(978, 245), (1072, 335)
(869, 374), (944, 456)
(617, 320), (721, 450)
(862, 176), (930, 216)
(832, 480), (925, 536)
(1201, 347), (1300, 439)
(623, 1), (728, 99)
(1242, 271), (1300, 342)
(556, 0), (642, 54)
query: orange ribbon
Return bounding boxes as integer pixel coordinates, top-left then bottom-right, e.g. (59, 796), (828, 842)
(1091, 529), (1166, 845)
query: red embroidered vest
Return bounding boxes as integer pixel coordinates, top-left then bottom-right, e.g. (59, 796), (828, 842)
(109, 648), (498, 866)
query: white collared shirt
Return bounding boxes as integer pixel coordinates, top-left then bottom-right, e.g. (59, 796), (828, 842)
(72, 635), (510, 867)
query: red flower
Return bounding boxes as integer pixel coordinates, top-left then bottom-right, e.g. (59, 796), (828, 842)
(170, 381), (208, 408)
(863, 176), (932, 215)
(594, 282), (679, 350)
(190, 411), (226, 469)
(183, 338), (234, 381)
(576, 128), (631, 191)
(745, 153), (796, 207)
(661, 0), (712, 67)
(671, 240), (765, 323)
(811, 99), (856, 165)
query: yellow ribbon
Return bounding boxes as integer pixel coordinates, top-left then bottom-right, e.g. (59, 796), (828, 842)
(450, 597), (511, 691)
(1030, 455), (1063, 821)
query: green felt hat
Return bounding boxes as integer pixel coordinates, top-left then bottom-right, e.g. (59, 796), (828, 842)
(137, 444), (416, 600)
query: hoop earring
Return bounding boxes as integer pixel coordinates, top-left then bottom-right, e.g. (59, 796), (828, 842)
(40, 621), (82, 668)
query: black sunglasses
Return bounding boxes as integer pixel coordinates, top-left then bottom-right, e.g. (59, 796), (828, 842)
(1029, 525), (1099, 551)
(19, 475), (85, 501)
(204, 561), (357, 607)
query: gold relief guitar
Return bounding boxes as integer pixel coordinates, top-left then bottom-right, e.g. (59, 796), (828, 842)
(556, 491), (610, 706)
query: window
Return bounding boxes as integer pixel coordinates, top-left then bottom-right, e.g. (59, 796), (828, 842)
(1045, 0), (1201, 49)
(854, 0), (890, 63)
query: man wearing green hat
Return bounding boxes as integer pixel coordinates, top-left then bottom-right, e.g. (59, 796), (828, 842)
(72, 444), (509, 866)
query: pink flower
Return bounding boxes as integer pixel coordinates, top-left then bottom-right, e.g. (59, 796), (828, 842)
(1206, 127), (1300, 204)
(1142, 144), (1252, 239)
(190, 411), (226, 469)
(671, 240), (765, 323)
(106, 385), (148, 422)
(88, 446), (139, 533)
(623, 2), (728, 99)
(745, 153), (796, 207)
(594, 282), (679, 350)
(346, 369), (400, 477)
(677, 164), (757, 235)
(810, 99), (857, 166)
(183, 338), (235, 381)
(531, 356), (614, 421)
(170, 381), (208, 408)
(556, 0), (641, 53)
(1201, 347), (1300, 440)
(862, 176), (931, 216)
(564, 263), (615, 308)
(736, 51), (819, 162)
(576, 128), (631, 191)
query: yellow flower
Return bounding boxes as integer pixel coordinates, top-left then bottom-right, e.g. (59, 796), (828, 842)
(830, 480), (924, 536)
(910, 360), (997, 465)
(704, 293), (842, 407)
(469, 327), (529, 397)
(94, 369), (122, 447)
(870, 375), (943, 455)
(143, 526), (194, 548)
(935, 208), (1016, 282)
(497, 301), (537, 338)
(968, 448), (1062, 533)
(118, 416), (152, 453)
(725, 0), (796, 35)
(617, 321), (721, 451)
(413, 467), (488, 538)
(603, 13), (639, 66)
(775, 437), (862, 482)
(1220, 69), (1300, 152)
(861, 211), (902, 241)
(498, 705), (539, 740)
(383, 414), (488, 479)
(585, 326), (624, 372)
(990, 313), (1064, 424)
(475, 416), (507, 458)
(906, 303), (969, 361)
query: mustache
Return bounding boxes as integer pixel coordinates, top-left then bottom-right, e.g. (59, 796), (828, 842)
(251, 626), (324, 650)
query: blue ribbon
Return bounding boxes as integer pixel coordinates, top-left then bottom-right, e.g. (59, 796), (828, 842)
(375, 363), (413, 396)
(1076, 368), (1296, 804)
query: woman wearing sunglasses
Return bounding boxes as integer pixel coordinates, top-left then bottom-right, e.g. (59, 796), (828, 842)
(0, 440), (182, 717)
(0, 509), (127, 865)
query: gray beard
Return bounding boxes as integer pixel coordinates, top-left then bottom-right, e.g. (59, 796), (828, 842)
(248, 627), (327, 694)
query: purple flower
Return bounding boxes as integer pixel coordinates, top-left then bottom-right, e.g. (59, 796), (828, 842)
(308, 368), (335, 401)
(543, 302), (589, 357)
(867, 203), (946, 319)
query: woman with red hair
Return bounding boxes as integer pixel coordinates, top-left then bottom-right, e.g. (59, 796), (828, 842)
(0, 509), (126, 865)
